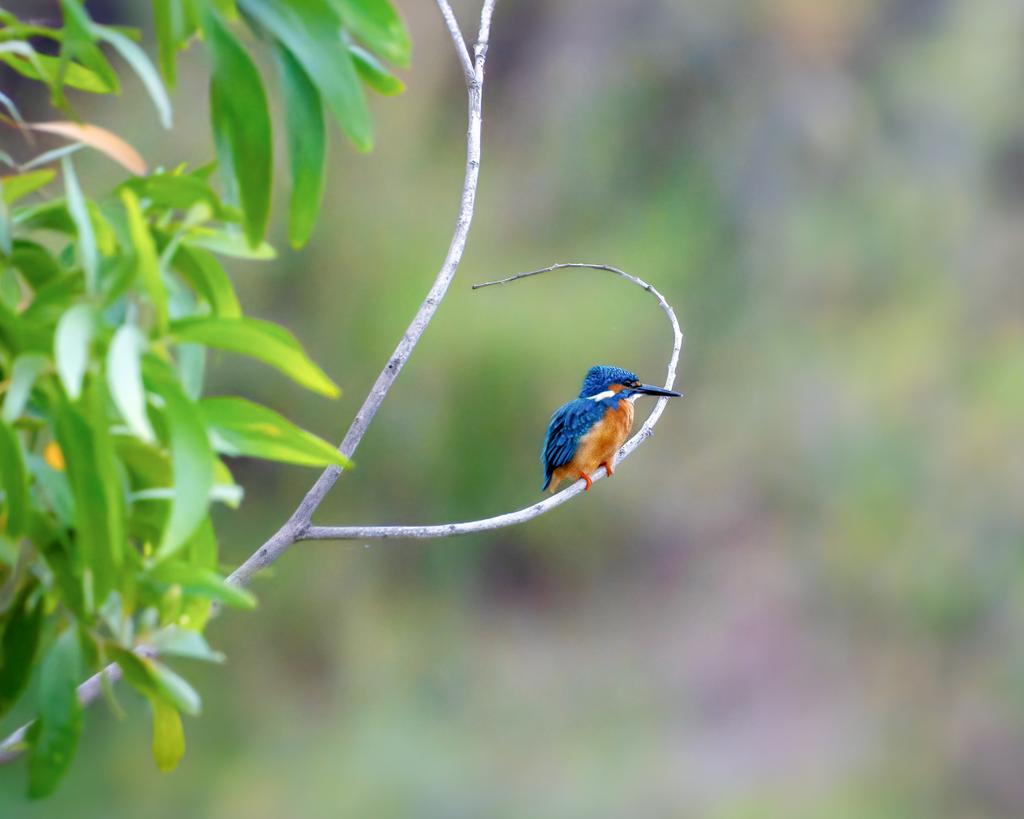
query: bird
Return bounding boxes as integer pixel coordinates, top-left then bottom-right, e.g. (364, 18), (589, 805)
(540, 365), (682, 493)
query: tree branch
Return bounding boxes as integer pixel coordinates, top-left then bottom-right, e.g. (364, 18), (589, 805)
(303, 263), (683, 543)
(225, 0), (495, 590)
(435, 0), (474, 84)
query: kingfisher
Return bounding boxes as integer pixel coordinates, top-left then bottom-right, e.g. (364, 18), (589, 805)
(541, 365), (682, 493)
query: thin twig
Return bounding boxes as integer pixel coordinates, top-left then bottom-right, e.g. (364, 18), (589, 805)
(435, 0), (474, 84)
(304, 263), (683, 543)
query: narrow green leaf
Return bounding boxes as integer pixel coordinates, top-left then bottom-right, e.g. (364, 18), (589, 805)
(0, 585), (43, 718)
(108, 647), (159, 698)
(52, 393), (121, 606)
(147, 626), (225, 663)
(27, 629), (82, 799)
(150, 697), (185, 772)
(142, 358), (214, 562)
(3, 353), (48, 423)
(122, 188), (169, 332)
(201, 7), (272, 246)
(336, 0), (411, 68)
(1, 169), (56, 205)
(59, 0), (120, 94)
(273, 43), (326, 248)
(149, 660), (201, 716)
(200, 396), (349, 468)
(183, 229), (275, 260)
(94, 26), (173, 129)
(147, 562), (256, 609)
(54, 304), (95, 401)
(169, 316), (339, 397)
(107, 325), (155, 443)
(0, 418), (30, 536)
(351, 43), (405, 96)
(61, 156), (97, 293)
(151, 0), (179, 87)
(0, 50), (113, 94)
(172, 246), (241, 318)
(125, 172), (224, 215)
(240, 0), (372, 151)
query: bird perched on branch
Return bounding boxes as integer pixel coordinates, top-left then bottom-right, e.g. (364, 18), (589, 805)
(541, 365), (681, 493)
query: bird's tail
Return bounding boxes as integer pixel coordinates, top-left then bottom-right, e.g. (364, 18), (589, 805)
(541, 471), (552, 492)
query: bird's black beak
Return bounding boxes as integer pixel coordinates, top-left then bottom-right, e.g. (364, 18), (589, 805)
(635, 384), (682, 397)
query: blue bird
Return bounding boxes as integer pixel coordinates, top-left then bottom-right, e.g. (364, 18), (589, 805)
(541, 365), (682, 493)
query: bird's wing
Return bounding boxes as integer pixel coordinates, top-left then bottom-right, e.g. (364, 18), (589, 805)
(541, 398), (605, 476)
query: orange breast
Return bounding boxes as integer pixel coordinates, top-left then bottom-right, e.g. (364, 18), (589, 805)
(569, 399), (634, 475)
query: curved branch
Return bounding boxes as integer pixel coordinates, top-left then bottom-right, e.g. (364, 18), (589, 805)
(304, 262), (683, 543)
(225, 0), (496, 589)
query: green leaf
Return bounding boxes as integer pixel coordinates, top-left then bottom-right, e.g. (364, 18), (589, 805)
(240, 0), (372, 151)
(171, 245), (240, 318)
(61, 156), (98, 293)
(52, 392), (122, 606)
(125, 172), (224, 216)
(54, 304), (95, 401)
(27, 629), (82, 799)
(1, 169), (56, 205)
(150, 697), (185, 772)
(0, 418), (30, 536)
(147, 626), (225, 663)
(149, 660), (200, 716)
(122, 188), (169, 332)
(107, 647), (157, 696)
(59, 0), (120, 95)
(26, 454), (75, 531)
(183, 228), (275, 260)
(351, 43), (405, 96)
(335, 0), (411, 68)
(147, 562), (255, 609)
(107, 325), (155, 443)
(273, 43), (326, 249)
(3, 353), (48, 423)
(201, 6), (273, 246)
(0, 585), (43, 718)
(0, 50), (113, 94)
(142, 358), (214, 562)
(10, 240), (63, 289)
(169, 316), (339, 397)
(200, 396), (349, 468)
(151, 0), (180, 87)
(94, 25), (173, 129)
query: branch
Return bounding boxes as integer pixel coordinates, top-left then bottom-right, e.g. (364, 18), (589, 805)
(303, 263), (683, 543)
(225, 0), (495, 590)
(435, 0), (474, 84)
(0, 0), (497, 766)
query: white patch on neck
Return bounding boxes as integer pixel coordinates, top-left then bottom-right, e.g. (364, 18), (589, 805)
(587, 390), (616, 401)
(626, 393), (640, 404)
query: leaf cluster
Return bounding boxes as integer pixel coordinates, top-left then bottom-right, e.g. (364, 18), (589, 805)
(0, 0), (410, 797)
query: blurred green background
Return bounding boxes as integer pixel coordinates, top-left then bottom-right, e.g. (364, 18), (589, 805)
(4, 0), (1024, 816)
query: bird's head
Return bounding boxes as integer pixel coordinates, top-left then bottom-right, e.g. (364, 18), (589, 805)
(578, 365), (682, 401)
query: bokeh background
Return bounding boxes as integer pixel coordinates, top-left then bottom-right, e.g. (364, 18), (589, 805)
(3, 0), (1024, 816)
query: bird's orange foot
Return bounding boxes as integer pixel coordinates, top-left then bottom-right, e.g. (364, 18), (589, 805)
(601, 460), (614, 477)
(578, 471), (593, 491)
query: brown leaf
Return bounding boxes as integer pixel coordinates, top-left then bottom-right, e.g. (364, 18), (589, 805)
(26, 121), (147, 175)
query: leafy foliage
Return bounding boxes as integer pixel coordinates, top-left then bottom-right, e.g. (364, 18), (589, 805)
(0, 0), (409, 798)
